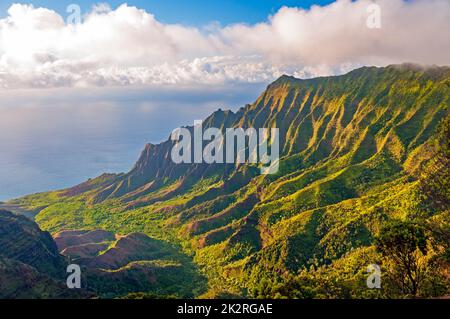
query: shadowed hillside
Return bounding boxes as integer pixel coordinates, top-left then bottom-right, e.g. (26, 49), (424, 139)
(0, 210), (89, 298)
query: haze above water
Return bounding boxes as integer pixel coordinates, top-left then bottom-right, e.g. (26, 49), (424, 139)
(0, 84), (264, 201)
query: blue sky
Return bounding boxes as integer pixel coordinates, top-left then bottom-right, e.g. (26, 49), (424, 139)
(0, 0), (335, 25)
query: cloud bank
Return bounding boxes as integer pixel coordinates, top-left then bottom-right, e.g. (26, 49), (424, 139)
(0, 0), (449, 89)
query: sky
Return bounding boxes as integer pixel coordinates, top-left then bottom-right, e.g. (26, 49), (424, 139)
(0, 1), (336, 25)
(0, 0), (449, 89)
(0, 0), (449, 200)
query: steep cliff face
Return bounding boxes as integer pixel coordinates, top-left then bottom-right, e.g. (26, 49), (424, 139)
(91, 110), (242, 204)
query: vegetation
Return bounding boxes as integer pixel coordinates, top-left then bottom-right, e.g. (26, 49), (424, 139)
(4, 64), (449, 299)
(376, 220), (429, 297)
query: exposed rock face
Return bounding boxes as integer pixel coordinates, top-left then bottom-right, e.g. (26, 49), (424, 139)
(75, 233), (178, 270)
(56, 230), (181, 270)
(54, 229), (116, 252)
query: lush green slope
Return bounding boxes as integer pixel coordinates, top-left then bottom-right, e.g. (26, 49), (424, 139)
(8, 64), (450, 298)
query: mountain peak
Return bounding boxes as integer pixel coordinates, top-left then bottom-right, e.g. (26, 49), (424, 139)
(270, 74), (300, 87)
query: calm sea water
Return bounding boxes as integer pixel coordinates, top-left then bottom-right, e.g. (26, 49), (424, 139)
(0, 85), (263, 201)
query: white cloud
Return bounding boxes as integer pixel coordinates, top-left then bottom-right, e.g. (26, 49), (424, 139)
(0, 0), (449, 89)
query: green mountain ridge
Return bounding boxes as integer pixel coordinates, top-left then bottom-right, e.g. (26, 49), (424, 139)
(5, 64), (450, 298)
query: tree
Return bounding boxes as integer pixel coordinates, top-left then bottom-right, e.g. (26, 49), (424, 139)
(375, 220), (428, 297)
